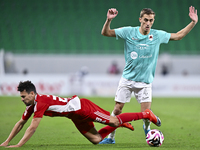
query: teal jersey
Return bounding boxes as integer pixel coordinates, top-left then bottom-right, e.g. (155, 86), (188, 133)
(115, 26), (171, 84)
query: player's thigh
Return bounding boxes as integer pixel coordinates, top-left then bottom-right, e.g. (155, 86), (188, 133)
(115, 78), (132, 103)
(134, 86), (152, 104)
(72, 120), (101, 144)
(72, 119), (95, 135)
(83, 127), (102, 144)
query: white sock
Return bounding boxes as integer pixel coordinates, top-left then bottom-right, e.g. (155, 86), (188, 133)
(108, 111), (116, 140)
(143, 119), (151, 130)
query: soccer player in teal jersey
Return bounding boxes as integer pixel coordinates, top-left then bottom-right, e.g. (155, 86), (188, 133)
(99, 6), (198, 144)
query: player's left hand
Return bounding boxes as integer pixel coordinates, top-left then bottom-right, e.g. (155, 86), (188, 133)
(189, 6), (198, 24)
(6, 144), (20, 148)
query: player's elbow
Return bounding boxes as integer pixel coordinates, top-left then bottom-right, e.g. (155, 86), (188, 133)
(175, 34), (184, 40)
(101, 29), (115, 37)
(172, 37), (183, 41)
(177, 37), (184, 41)
(101, 30), (108, 36)
(170, 33), (184, 41)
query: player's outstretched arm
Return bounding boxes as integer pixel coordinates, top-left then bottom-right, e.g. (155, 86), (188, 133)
(0, 118), (27, 147)
(101, 8), (118, 37)
(7, 118), (41, 148)
(170, 6), (198, 41)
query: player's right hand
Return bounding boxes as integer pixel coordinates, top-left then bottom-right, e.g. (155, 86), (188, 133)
(189, 6), (198, 24)
(0, 141), (8, 147)
(107, 8), (118, 20)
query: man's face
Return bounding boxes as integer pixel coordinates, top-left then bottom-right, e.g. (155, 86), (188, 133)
(139, 14), (155, 34)
(20, 90), (35, 106)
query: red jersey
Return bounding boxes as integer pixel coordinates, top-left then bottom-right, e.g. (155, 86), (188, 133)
(22, 94), (81, 120)
(21, 94), (111, 134)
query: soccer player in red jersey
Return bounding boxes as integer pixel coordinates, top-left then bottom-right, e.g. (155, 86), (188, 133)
(0, 81), (161, 148)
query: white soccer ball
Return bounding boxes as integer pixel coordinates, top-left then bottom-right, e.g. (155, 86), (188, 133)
(146, 129), (164, 147)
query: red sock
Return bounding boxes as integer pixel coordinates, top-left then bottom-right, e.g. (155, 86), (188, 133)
(116, 112), (144, 124)
(98, 126), (117, 139)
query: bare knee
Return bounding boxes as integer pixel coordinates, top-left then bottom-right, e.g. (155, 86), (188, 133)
(84, 128), (102, 145)
(91, 137), (102, 145)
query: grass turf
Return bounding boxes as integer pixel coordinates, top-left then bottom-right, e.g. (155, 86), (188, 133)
(0, 96), (200, 150)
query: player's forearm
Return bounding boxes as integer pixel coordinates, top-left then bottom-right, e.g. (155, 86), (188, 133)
(175, 21), (196, 40)
(17, 127), (36, 147)
(5, 121), (25, 144)
(101, 19), (113, 36)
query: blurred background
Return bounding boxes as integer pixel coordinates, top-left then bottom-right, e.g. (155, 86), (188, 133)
(0, 0), (200, 97)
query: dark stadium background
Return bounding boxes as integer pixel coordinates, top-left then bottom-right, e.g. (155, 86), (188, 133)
(0, 0), (199, 54)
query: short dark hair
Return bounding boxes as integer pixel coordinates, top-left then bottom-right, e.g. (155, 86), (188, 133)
(17, 80), (37, 94)
(140, 8), (155, 18)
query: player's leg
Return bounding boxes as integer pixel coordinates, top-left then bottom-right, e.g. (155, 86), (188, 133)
(74, 109), (160, 144)
(70, 99), (123, 144)
(74, 119), (124, 144)
(99, 109), (161, 144)
(71, 120), (108, 145)
(113, 102), (125, 117)
(98, 103), (124, 144)
(76, 97), (160, 144)
(94, 113), (143, 144)
(134, 85), (152, 136)
(141, 102), (151, 135)
(99, 77), (132, 144)
(98, 108), (161, 144)
(83, 121), (132, 144)
(83, 127), (102, 144)
(115, 110), (161, 127)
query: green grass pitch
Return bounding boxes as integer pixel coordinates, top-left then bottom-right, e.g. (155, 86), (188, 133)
(0, 96), (200, 150)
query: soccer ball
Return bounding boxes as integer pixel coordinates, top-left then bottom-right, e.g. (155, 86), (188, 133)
(146, 129), (164, 147)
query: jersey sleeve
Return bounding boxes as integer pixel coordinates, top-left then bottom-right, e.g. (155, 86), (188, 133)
(114, 26), (132, 40)
(157, 30), (171, 44)
(22, 105), (34, 120)
(33, 102), (49, 118)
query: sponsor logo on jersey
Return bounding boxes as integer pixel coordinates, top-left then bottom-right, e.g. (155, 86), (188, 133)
(130, 51), (152, 60)
(132, 37), (139, 40)
(136, 44), (149, 50)
(131, 51), (138, 59)
(139, 54), (152, 59)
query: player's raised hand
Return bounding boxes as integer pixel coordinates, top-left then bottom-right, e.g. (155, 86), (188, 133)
(189, 6), (198, 24)
(107, 8), (118, 20)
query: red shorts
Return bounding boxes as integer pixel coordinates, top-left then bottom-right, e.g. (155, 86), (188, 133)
(67, 98), (110, 134)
